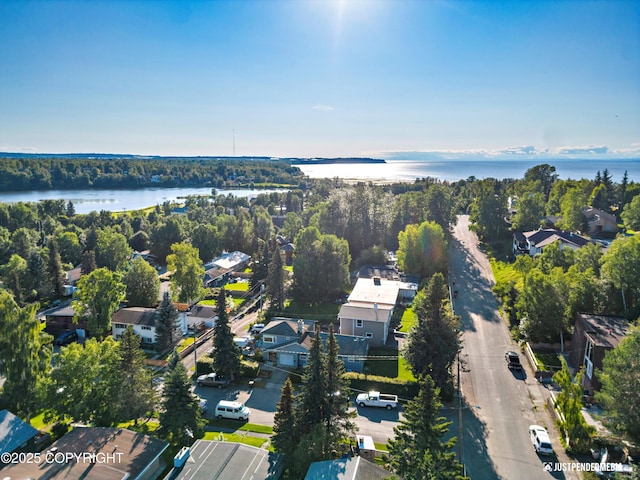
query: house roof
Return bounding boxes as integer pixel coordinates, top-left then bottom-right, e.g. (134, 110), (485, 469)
(47, 304), (77, 318)
(1, 427), (168, 480)
(357, 265), (399, 280)
(205, 251), (250, 271)
(578, 313), (630, 349)
(166, 440), (283, 480)
(0, 410), (39, 454)
(304, 456), (393, 480)
(338, 303), (394, 322)
(204, 265), (231, 282)
(189, 304), (217, 320)
(112, 307), (157, 327)
(316, 333), (369, 356)
(522, 229), (592, 249)
(261, 318), (314, 337)
(347, 277), (400, 306)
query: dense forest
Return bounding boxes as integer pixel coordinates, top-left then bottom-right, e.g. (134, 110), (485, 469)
(0, 156), (304, 191)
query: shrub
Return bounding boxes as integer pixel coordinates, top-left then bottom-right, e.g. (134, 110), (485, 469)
(344, 372), (419, 400)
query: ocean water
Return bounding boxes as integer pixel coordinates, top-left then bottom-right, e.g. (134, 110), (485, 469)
(297, 159), (640, 183)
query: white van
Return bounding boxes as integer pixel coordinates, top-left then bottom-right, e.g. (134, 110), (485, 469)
(215, 400), (251, 420)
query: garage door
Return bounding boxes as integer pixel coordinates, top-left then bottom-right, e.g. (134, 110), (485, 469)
(280, 353), (296, 367)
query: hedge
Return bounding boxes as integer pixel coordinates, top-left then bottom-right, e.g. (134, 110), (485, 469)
(344, 372), (419, 401)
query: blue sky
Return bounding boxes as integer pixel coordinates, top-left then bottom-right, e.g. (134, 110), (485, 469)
(1, 0), (639, 159)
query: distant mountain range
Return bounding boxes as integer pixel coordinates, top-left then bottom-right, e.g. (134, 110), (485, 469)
(0, 152), (385, 164)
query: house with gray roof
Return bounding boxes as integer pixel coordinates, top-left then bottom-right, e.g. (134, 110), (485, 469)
(304, 456), (394, 480)
(0, 410), (39, 454)
(165, 440), (283, 480)
(513, 228), (593, 256)
(112, 307), (159, 347)
(260, 319), (369, 372)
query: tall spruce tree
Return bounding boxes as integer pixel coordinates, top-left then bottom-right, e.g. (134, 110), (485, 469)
(404, 273), (461, 400)
(324, 325), (356, 442)
(296, 328), (328, 434)
(155, 291), (180, 353)
(272, 377), (296, 458)
(159, 360), (203, 445)
(47, 238), (65, 298)
(267, 242), (285, 313)
(388, 375), (465, 480)
(116, 326), (157, 424)
(211, 288), (241, 380)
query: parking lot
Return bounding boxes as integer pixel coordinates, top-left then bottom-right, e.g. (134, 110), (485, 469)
(193, 365), (402, 444)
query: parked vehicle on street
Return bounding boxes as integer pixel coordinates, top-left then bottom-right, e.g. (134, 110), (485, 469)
(529, 425), (554, 455)
(356, 391), (398, 410)
(196, 372), (230, 388)
(54, 330), (78, 346)
(214, 400), (250, 420)
(505, 351), (523, 371)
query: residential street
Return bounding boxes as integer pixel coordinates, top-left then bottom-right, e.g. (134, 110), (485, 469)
(449, 215), (578, 480)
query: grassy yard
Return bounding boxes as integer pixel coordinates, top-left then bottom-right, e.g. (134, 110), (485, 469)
(199, 299), (216, 306)
(365, 348), (415, 382)
(532, 350), (562, 371)
(224, 281), (250, 292)
(281, 300), (340, 319)
(398, 307), (417, 333)
(202, 431), (267, 448)
(207, 419), (273, 434)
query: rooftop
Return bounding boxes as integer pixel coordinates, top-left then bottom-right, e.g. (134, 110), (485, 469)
(347, 277), (401, 306)
(304, 456), (393, 480)
(166, 440), (283, 480)
(578, 313), (630, 349)
(112, 307), (157, 327)
(0, 409), (39, 454)
(1, 427), (168, 480)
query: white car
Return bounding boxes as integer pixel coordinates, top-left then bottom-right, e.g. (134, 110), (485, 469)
(529, 425), (553, 455)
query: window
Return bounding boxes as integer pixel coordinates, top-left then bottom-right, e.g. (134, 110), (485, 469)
(584, 340), (594, 379)
(142, 337), (153, 344)
(347, 355), (356, 362)
(114, 323), (125, 329)
(356, 319), (363, 328)
(365, 332), (374, 338)
(263, 335), (274, 343)
(141, 326), (152, 331)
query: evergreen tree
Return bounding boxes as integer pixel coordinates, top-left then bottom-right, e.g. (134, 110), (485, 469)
(272, 377), (296, 458)
(296, 329), (328, 434)
(251, 239), (270, 289)
(66, 200), (75, 216)
(211, 289), (241, 380)
(116, 326), (157, 424)
(80, 249), (97, 274)
(388, 375), (465, 480)
(404, 273), (461, 400)
(324, 325), (356, 443)
(47, 238), (65, 298)
(155, 291), (180, 353)
(26, 249), (48, 300)
(159, 360), (203, 445)
(266, 242), (285, 313)
(166, 348), (181, 371)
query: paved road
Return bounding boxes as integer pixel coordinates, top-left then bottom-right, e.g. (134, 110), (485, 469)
(449, 215), (577, 480)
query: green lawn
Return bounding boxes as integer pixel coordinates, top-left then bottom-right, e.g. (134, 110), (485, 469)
(202, 431), (267, 448)
(30, 412), (55, 430)
(282, 300), (340, 319)
(532, 350), (562, 370)
(199, 299), (216, 306)
(207, 419), (273, 434)
(224, 281), (250, 292)
(365, 348), (415, 382)
(398, 307), (417, 333)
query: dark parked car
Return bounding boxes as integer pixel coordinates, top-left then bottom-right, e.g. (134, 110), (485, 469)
(54, 330), (78, 346)
(505, 351), (523, 371)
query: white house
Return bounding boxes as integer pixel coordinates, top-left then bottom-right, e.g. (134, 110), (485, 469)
(112, 307), (159, 347)
(338, 277), (402, 347)
(177, 304), (217, 336)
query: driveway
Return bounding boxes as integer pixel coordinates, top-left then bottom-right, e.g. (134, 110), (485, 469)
(449, 215), (577, 480)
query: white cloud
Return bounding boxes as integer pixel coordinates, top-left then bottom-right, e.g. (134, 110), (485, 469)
(556, 145), (609, 155)
(312, 104), (335, 112)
